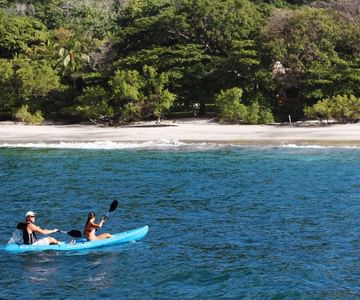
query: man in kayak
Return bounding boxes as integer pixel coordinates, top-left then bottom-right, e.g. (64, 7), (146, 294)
(23, 211), (59, 245)
(84, 212), (112, 241)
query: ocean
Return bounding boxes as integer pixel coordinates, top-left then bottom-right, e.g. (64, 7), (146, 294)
(1, 142), (360, 299)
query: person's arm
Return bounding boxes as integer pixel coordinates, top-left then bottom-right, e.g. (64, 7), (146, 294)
(90, 221), (103, 229)
(29, 223), (57, 235)
(99, 218), (105, 227)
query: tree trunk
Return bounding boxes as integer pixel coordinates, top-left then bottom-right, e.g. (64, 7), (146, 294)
(199, 100), (206, 116)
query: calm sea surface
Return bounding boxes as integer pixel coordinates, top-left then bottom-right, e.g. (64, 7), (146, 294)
(1, 144), (360, 299)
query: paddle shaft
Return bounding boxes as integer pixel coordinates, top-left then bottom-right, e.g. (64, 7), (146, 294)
(97, 200), (118, 231)
(103, 200), (118, 222)
(17, 223), (82, 238)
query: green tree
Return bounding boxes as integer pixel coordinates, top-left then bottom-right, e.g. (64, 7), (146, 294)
(0, 1), (8, 8)
(109, 69), (144, 123)
(68, 5), (117, 40)
(174, 0), (262, 55)
(215, 87), (248, 122)
(261, 8), (341, 72)
(57, 37), (90, 95)
(304, 94), (360, 123)
(210, 39), (264, 102)
(0, 57), (62, 120)
(117, 0), (178, 53)
(115, 44), (212, 112)
(33, 0), (67, 29)
(259, 106), (275, 124)
(0, 59), (16, 119)
(215, 87), (274, 123)
(142, 65), (176, 123)
(115, 0), (264, 115)
(246, 101), (260, 124)
(302, 58), (360, 101)
(15, 104), (44, 124)
(261, 7), (360, 119)
(75, 86), (114, 124)
(0, 11), (49, 58)
(11, 58), (62, 116)
(245, 101), (275, 124)
(13, 58), (60, 99)
(58, 43), (90, 75)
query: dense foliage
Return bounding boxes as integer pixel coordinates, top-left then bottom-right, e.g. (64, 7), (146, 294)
(0, 0), (359, 124)
(304, 94), (360, 123)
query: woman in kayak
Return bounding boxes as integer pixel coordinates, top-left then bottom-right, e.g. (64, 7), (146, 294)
(84, 212), (112, 241)
(23, 211), (59, 245)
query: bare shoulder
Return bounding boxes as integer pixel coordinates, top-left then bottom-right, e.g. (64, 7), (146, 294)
(28, 223), (40, 231)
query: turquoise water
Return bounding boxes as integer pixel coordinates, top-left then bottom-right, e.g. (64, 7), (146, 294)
(1, 145), (360, 299)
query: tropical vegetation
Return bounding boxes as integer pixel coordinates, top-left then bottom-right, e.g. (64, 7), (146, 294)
(0, 0), (359, 124)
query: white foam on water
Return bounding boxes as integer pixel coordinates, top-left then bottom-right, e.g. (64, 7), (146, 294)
(0, 141), (359, 150)
(279, 144), (360, 149)
(0, 140), (205, 150)
(7, 231), (22, 244)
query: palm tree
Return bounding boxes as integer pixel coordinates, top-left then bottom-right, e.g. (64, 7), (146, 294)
(58, 40), (90, 96)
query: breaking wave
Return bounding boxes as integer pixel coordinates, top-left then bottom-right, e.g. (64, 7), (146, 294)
(0, 140), (359, 150)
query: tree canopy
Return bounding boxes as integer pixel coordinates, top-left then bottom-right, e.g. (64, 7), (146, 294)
(0, 0), (359, 124)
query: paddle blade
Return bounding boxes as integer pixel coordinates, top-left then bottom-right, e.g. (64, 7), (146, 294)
(109, 200), (118, 213)
(17, 223), (26, 230)
(67, 230), (82, 238)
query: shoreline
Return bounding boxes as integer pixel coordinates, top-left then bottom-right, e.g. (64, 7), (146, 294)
(1, 121), (360, 146)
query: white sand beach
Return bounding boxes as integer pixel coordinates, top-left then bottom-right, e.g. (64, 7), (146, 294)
(0, 120), (360, 146)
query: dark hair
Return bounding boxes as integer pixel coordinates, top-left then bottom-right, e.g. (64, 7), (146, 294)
(84, 212), (96, 235)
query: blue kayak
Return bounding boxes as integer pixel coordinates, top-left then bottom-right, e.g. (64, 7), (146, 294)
(4, 225), (148, 253)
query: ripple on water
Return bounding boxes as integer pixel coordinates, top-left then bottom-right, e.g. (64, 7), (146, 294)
(1, 147), (360, 298)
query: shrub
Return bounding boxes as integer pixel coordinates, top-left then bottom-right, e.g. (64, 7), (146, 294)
(259, 107), (275, 124)
(215, 87), (247, 123)
(15, 105), (44, 124)
(246, 101), (260, 124)
(75, 86), (113, 122)
(216, 88), (275, 124)
(304, 94), (360, 123)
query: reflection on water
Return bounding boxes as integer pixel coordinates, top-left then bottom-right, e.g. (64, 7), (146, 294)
(19, 253), (60, 286)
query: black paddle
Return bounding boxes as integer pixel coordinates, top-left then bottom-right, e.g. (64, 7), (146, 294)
(105, 200), (118, 220)
(17, 223), (82, 238)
